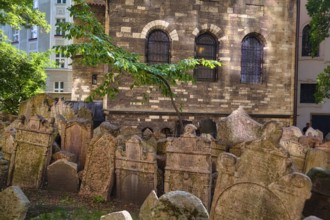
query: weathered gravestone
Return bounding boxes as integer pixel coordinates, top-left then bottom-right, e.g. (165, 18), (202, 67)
(100, 210), (133, 220)
(304, 148), (328, 173)
(139, 190), (209, 220)
(47, 159), (79, 192)
(0, 186), (30, 220)
(115, 135), (157, 205)
(164, 124), (213, 209)
(303, 167), (330, 220)
(79, 133), (116, 200)
(9, 115), (56, 188)
(59, 118), (92, 170)
(217, 106), (262, 147)
(210, 121), (312, 220)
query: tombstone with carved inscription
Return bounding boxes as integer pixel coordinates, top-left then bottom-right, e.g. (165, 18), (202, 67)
(164, 124), (213, 210)
(9, 115), (56, 188)
(79, 133), (116, 200)
(210, 121), (312, 220)
(115, 135), (157, 205)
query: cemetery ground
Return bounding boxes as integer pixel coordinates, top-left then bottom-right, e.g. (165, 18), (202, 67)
(24, 188), (140, 219)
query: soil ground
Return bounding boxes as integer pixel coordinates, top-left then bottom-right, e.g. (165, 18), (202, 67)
(24, 188), (140, 219)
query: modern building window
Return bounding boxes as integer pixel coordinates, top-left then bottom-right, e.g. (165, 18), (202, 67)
(57, 0), (66, 4)
(194, 32), (218, 81)
(54, 81), (64, 92)
(302, 25), (319, 57)
(300, 83), (317, 103)
(146, 30), (170, 64)
(30, 26), (38, 39)
(241, 34), (263, 84)
(12, 29), (19, 43)
(55, 52), (65, 68)
(55, 18), (65, 36)
(33, 0), (38, 9)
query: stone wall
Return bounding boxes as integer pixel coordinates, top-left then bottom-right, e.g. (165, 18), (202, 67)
(73, 0), (297, 125)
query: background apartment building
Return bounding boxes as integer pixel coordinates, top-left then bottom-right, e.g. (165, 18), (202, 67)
(1, 0), (73, 99)
(297, 0), (330, 136)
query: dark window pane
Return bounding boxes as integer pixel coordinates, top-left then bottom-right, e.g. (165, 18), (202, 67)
(300, 84), (316, 103)
(194, 33), (217, 81)
(146, 30), (170, 64)
(241, 35), (263, 84)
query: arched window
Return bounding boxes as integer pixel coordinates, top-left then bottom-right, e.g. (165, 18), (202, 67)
(194, 33), (218, 81)
(146, 30), (170, 64)
(241, 34), (263, 84)
(302, 25), (319, 57)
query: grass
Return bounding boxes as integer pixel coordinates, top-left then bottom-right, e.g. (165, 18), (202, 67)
(29, 207), (107, 220)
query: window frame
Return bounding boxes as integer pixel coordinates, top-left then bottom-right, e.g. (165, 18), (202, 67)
(240, 34), (264, 84)
(30, 26), (38, 40)
(56, 0), (67, 4)
(54, 81), (64, 93)
(300, 83), (317, 104)
(55, 18), (66, 36)
(55, 52), (65, 68)
(12, 29), (19, 43)
(302, 24), (319, 57)
(194, 32), (218, 82)
(146, 29), (171, 64)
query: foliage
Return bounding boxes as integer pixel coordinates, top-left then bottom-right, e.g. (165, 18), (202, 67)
(306, 0), (330, 103)
(306, 0), (330, 56)
(92, 195), (106, 204)
(55, 0), (221, 103)
(0, 0), (50, 31)
(315, 66), (330, 103)
(0, 0), (51, 114)
(0, 42), (50, 114)
(30, 208), (106, 220)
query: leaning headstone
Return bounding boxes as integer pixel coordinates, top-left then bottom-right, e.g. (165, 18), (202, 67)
(100, 210), (133, 220)
(164, 124), (213, 209)
(304, 148), (328, 173)
(10, 115), (56, 188)
(217, 106), (262, 147)
(139, 190), (209, 220)
(0, 186), (30, 220)
(115, 135), (157, 205)
(139, 190), (159, 220)
(47, 159), (79, 192)
(303, 168), (330, 220)
(79, 133), (116, 200)
(210, 121), (312, 220)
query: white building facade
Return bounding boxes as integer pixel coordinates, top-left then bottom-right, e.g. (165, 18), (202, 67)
(297, 0), (330, 136)
(1, 0), (73, 99)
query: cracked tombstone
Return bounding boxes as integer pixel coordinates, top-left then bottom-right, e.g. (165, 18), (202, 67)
(210, 121), (312, 220)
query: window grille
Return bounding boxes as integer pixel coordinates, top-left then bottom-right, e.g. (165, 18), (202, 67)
(241, 35), (263, 84)
(302, 25), (319, 57)
(194, 33), (218, 81)
(57, 0), (66, 4)
(54, 81), (64, 92)
(146, 30), (170, 64)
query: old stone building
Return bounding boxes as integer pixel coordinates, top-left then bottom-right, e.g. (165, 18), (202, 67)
(73, 0), (297, 135)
